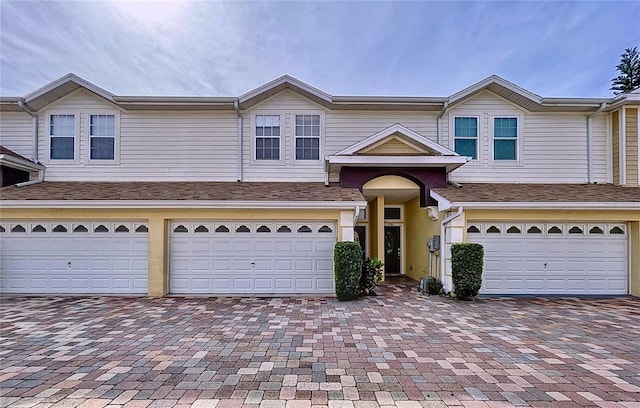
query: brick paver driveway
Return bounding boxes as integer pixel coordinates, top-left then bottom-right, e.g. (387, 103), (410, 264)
(1, 284), (639, 408)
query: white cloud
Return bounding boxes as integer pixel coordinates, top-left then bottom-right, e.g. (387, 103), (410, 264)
(1, 0), (638, 98)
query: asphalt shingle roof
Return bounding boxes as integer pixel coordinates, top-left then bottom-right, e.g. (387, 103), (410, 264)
(0, 181), (365, 202)
(433, 183), (640, 203)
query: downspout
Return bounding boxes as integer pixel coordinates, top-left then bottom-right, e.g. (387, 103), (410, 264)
(440, 206), (463, 293)
(437, 101), (449, 145)
(15, 168), (45, 187)
(587, 102), (606, 184)
(234, 100), (243, 182)
(17, 98), (38, 163)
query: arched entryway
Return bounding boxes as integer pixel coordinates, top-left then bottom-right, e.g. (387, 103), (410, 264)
(357, 175), (441, 280)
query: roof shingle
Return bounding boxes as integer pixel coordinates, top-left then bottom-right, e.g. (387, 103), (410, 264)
(0, 181), (365, 203)
(433, 183), (640, 204)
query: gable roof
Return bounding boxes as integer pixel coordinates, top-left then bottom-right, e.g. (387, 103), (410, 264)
(0, 73), (621, 114)
(22, 73), (116, 112)
(334, 124), (458, 156)
(239, 75), (333, 109)
(448, 75), (608, 112)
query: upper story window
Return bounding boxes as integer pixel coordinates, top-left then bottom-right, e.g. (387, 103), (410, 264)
(49, 114), (75, 160)
(255, 115), (280, 160)
(90, 114), (115, 160)
(493, 117), (518, 160)
(454, 117), (477, 159)
(295, 114), (320, 160)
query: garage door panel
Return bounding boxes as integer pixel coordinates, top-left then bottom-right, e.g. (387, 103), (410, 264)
(469, 222), (628, 295)
(317, 278), (334, 290)
(275, 259), (293, 272)
(296, 279), (313, 290)
(170, 221), (336, 294)
(0, 221), (148, 294)
(275, 241), (294, 251)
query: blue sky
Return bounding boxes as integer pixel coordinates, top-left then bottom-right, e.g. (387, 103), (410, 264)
(1, 1), (638, 98)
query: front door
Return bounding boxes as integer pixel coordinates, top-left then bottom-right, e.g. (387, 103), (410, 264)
(384, 225), (401, 274)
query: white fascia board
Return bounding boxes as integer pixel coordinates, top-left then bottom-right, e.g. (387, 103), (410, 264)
(335, 123), (459, 156)
(448, 75), (542, 106)
(239, 75), (332, 104)
(428, 190), (452, 212)
(449, 201), (640, 210)
(24, 73), (115, 102)
(0, 154), (45, 172)
(0, 200), (369, 210)
(327, 155), (469, 166)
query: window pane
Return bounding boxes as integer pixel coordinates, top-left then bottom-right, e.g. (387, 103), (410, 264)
(90, 115), (115, 137)
(494, 140), (516, 160)
(50, 137), (74, 159)
(494, 117), (517, 138)
(91, 137), (115, 160)
(50, 114), (75, 137)
(256, 137), (279, 160)
(455, 139), (476, 159)
(296, 137), (319, 160)
(454, 117), (477, 138)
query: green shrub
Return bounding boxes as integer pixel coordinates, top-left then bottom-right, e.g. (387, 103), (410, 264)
(360, 257), (383, 296)
(334, 241), (363, 301)
(451, 243), (484, 300)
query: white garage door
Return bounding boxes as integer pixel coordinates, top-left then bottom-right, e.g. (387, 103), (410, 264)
(467, 222), (628, 295)
(0, 221), (148, 294)
(170, 221), (336, 294)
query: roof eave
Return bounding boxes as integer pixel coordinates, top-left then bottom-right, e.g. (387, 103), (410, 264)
(447, 201), (640, 210)
(0, 199), (368, 209)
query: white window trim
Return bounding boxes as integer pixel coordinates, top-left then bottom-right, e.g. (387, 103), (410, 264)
(252, 112), (283, 164)
(46, 110), (80, 164)
(86, 110), (120, 165)
(490, 115), (522, 163)
(451, 115), (480, 161)
(293, 112), (324, 164)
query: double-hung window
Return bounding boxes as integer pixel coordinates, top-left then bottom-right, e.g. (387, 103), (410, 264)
(493, 117), (518, 160)
(255, 115), (280, 160)
(454, 117), (478, 159)
(90, 114), (116, 160)
(49, 114), (76, 160)
(295, 114), (320, 160)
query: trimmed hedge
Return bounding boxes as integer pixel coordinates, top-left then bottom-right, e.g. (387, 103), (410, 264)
(451, 243), (484, 300)
(334, 241), (363, 301)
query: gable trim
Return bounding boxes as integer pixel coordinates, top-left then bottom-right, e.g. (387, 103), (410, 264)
(334, 124), (459, 156)
(25, 73), (115, 108)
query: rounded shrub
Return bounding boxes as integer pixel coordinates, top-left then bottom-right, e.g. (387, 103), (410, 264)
(334, 241), (363, 301)
(451, 243), (484, 300)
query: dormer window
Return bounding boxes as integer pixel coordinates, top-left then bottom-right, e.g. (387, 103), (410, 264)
(90, 115), (115, 160)
(453, 117), (478, 159)
(255, 115), (280, 160)
(49, 114), (76, 160)
(295, 114), (320, 160)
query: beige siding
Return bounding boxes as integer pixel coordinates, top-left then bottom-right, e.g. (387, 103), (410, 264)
(325, 111), (438, 154)
(626, 108), (638, 185)
(613, 110), (620, 184)
(363, 137), (424, 155)
(0, 112), (33, 159)
(449, 90), (608, 183)
(241, 90), (327, 182)
(36, 89), (238, 181)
